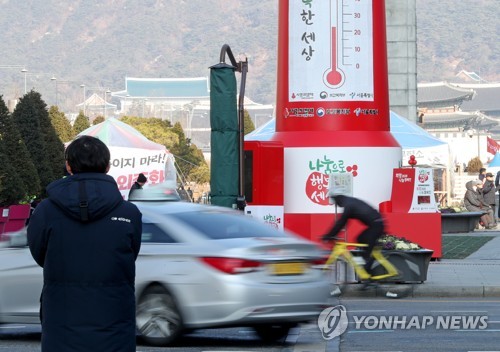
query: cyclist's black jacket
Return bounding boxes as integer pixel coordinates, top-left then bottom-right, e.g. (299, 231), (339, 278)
(324, 195), (382, 239)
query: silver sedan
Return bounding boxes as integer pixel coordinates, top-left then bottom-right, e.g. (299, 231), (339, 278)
(0, 202), (330, 346)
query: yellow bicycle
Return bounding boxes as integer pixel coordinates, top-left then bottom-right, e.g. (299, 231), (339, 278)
(324, 237), (412, 298)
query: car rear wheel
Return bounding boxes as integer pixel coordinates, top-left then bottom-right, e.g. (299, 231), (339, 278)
(253, 323), (293, 342)
(136, 285), (183, 346)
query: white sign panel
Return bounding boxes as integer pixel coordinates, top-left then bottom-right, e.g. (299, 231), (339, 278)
(245, 206), (284, 231)
(328, 173), (353, 197)
(402, 145), (449, 168)
(284, 147), (401, 213)
(410, 168), (438, 213)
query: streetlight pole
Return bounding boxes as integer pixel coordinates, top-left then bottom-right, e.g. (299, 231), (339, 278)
(467, 128), (481, 162)
(142, 99), (148, 118)
(125, 94), (131, 115)
(477, 130), (481, 161)
(21, 68), (28, 94)
(189, 108), (195, 139)
(0, 65), (25, 99)
(104, 89), (111, 119)
(50, 76), (57, 106)
(80, 84), (86, 117)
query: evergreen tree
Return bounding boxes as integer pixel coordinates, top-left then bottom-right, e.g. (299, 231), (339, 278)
(189, 163), (210, 184)
(120, 116), (177, 148)
(93, 115), (105, 125)
(0, 135), (25, 206)
(0, 95), (40, 200)
(36, 95), (65, 180)
(12, 91), (56, 196)
(73, 111), (90, 135)
(170, 122), (207, 182)
(243, 109), (255, 135)
(49, 106), (74, 142)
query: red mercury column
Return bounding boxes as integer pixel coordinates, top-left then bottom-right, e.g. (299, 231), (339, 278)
(271, 0), (401, 241)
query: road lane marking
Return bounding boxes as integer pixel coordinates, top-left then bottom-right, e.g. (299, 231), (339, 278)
(347, 330), (394, 333)
(457, 329), (500, 332)
(431, 310), (488, 313)
(342, 298), (500, 303)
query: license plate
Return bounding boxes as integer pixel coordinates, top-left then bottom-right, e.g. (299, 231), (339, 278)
(270, 262), (305, 275)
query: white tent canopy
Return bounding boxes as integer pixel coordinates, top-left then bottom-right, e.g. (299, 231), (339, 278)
(77, 118), (176, 199)
(487, 152), (500, 176)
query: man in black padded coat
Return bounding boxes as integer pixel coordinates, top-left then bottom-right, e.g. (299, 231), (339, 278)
(28, 136), (142, 352)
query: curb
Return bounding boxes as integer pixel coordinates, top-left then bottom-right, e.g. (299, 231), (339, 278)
(336, 284), (500, 298)
(412, 285), (485, 298)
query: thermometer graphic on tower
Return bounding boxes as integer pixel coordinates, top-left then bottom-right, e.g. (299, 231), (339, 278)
(323, 0), (345, 88)
(323, 0), (373, 93)
(289, 0), (374, 102)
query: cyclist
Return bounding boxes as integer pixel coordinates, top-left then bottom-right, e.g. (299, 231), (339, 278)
(322, 194), (385, 276)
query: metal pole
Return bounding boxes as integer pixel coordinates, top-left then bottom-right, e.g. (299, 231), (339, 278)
(80, 84), (86, 117)
(219, 44), (248, 211)
(478, 131), (481, 161)
(104, 89), (111, 119)
(237, 59), (248, 210)
(50, 76), (57, 106)
(21, 68), (27, 94)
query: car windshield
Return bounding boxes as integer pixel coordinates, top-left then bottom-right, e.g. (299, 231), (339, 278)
(128, 182), (180, 202)
(172, 211), (286, 239)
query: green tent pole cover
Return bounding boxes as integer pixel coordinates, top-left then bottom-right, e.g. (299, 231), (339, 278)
(209, 63), (239, 208)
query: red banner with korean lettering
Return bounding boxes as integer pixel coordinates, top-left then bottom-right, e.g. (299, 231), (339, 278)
(487, 137), (500, 155)
(108, 147), (176, 199)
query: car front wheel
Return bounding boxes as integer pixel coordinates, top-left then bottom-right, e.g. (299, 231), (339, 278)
(253, 323), (293, 342)
(136, 285), (183, 346)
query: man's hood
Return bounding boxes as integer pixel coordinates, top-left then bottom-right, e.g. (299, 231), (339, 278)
(46, 173), (123, 222)
(465, 180), (476, 191)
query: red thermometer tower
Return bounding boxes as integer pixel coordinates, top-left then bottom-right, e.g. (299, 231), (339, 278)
(271, 0), (401, 240)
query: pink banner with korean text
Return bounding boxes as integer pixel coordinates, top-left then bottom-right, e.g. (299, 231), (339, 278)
(74, 117), (177, 199)
(108, 146), (176, 199)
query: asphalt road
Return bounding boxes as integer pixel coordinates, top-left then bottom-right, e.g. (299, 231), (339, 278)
(337, 297), (500, 352)
(0, 325), (298, 352)
(2, 298), (500, 351)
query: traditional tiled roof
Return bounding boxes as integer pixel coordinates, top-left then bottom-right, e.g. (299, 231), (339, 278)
(417, 82), (475, 106)
(449, 83), (500, 113)
(113, 77), (210, 99)
(419, 111), (478, 129)
(76, 93), (116, 109)
(455, 70), (484, 82)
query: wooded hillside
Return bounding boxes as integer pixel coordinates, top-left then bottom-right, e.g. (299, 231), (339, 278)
(0, 0), (497, 109)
